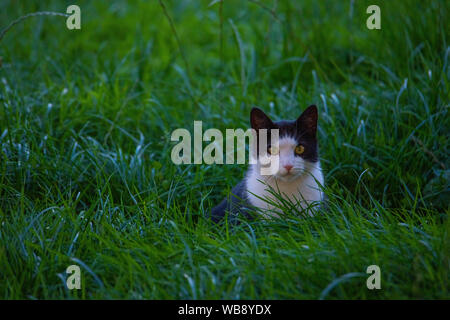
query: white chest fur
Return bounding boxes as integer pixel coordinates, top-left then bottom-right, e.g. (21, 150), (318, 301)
(246, 162), (324, 218)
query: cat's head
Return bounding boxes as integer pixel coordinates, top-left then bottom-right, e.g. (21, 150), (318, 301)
(250, 105), (319, 181)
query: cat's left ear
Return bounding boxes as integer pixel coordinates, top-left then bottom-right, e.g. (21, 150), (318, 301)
(251, 107), (274, 130)
(296, 105), (318, 137)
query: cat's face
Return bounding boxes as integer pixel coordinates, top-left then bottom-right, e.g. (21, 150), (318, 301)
(250, 105), (319, 181)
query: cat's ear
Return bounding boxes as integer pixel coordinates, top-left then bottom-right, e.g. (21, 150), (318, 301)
(296, 105), (318, 137)
(251, 107), (274, 130)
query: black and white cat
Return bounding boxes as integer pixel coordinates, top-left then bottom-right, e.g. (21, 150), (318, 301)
(211, 105), (324, 221)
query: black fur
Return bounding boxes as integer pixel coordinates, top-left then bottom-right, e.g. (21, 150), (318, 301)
(210, 180), (253, 223)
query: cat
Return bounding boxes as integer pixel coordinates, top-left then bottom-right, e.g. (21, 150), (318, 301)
(210, 105), (324, 222)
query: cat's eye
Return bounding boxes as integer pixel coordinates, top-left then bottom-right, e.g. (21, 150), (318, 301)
(295, 145), (305, 155)
(267, 146), (279, 155)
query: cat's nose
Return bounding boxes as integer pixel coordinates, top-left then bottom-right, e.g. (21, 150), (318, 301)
(284, 164), (293, 172)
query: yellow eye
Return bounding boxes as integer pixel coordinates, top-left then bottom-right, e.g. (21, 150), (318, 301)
(295, 145), (305, 155)
(268, 146), (279, 155)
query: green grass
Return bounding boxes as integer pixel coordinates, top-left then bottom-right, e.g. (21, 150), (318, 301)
(0, 0), (448, 299)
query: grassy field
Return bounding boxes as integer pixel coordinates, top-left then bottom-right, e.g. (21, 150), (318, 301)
(0, 0), (448, 299)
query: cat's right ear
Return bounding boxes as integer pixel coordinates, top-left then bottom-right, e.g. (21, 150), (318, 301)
(296, 104), (318, 137)
(251, 107), (274, 130)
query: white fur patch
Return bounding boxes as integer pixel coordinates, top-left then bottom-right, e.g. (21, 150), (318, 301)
(246, 135), (324, 218)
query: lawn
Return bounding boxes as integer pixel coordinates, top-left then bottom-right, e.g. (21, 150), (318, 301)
(0, 0), (448, 299)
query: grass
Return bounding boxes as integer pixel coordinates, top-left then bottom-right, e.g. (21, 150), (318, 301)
(0, 0), (448, 299)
